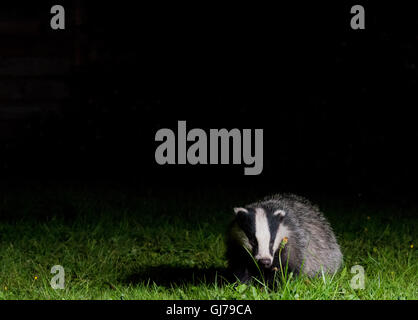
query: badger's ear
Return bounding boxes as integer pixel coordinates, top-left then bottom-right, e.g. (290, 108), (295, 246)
(273, 209), (286, 217)
(233, 207), (248, 215)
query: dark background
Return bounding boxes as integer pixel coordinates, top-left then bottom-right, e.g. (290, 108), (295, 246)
(1, 2), (418, 201)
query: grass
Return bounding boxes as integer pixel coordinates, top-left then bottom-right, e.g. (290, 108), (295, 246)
(0, 185), (416, 300)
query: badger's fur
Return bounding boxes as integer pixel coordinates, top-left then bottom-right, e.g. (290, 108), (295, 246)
(226, 194), (342, 283)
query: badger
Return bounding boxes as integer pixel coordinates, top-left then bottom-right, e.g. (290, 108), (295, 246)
(226, 194), (342, 283)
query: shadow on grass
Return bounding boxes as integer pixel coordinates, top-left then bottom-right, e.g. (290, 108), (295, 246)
(122, 265), (232, 287)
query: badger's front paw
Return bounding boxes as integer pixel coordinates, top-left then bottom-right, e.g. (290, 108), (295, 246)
(232, 268), (251, 284)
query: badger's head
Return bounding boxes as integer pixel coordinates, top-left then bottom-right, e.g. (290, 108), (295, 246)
(232, 206), (290, 269)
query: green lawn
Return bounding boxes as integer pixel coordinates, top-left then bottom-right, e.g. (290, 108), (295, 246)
(0, 186), (416, 300)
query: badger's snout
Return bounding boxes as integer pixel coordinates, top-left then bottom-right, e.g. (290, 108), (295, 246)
(257, 258), (272, 268)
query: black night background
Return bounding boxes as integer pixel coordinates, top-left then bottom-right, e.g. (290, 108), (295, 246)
(0, 1), (416, 301)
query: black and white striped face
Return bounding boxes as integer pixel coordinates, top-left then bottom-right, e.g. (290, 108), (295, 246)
(233, 206), (290, 269)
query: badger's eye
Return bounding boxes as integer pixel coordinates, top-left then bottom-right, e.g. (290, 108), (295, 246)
(248, 237), (257, 247)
